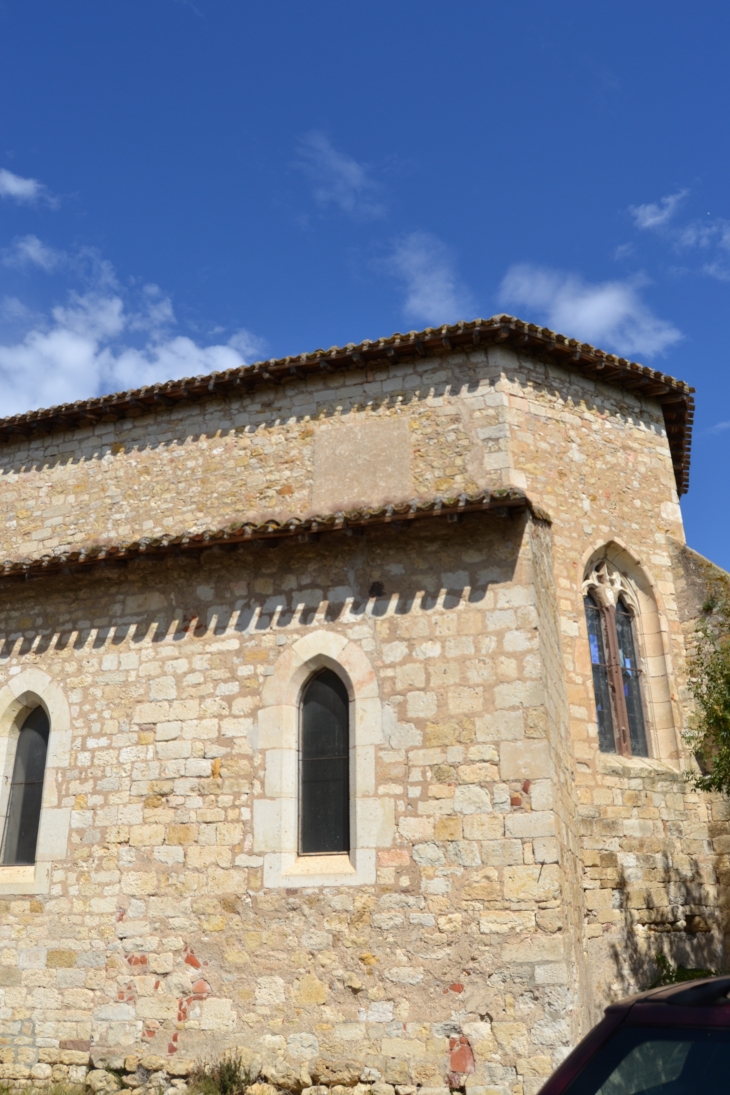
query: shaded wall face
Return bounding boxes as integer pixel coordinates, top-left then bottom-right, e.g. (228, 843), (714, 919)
(0, 516), (573, 1095)
(500, 352), (723, 1009)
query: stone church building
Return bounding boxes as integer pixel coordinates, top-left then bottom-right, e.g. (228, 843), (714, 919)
(0, 315), (725, 1095)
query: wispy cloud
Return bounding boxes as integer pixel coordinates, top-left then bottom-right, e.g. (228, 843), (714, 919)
(614, 242), (635, 261)
(707, 420), (730, 434)
(630, 189), (688, 230)
(386, 231), (474, 326)
(0, 243), (266, 415)
(0, 168), (57, 207)
(2, 234), (63, 272)
(628, 189), (730, 279)
(297, 132), (385, 219)
(499, 263), (681, 359)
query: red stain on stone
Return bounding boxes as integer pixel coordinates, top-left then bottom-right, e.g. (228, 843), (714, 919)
(184, 953), (202, 969)
(191, 979), (211, 995)
(448, 983), (464, 994)
(167, 1043), (177, 1055)
(510, 794), (522, 807)
(449, 1036), (475, 1075)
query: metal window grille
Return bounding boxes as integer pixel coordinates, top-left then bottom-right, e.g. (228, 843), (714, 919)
(1, 706), (50, 866)
(299, 669), (350, 855)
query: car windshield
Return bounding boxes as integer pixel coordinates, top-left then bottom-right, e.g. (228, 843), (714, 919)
(564, 1024), (730, 1094)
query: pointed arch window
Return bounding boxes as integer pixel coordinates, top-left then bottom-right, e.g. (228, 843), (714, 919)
(2, 706), (50, 865)
(583, 562), (648, 757)
(300, 669), (350, 854)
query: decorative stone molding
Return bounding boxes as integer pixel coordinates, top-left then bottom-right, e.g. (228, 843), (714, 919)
(582, 558), (639, 613)
(581, 546), (681, 765)
(254, 629), (392, 888)
(0, 668), (72, 894)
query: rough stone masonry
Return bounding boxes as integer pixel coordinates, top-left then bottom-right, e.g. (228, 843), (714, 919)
(0, 316), (726, 1095)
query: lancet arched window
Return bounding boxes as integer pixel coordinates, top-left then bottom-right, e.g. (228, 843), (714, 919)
(2, 706), (50, 865)
(300, 669), (350, 854)
(583, 561), (648, 757)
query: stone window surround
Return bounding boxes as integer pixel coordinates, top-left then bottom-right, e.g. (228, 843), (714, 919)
(253, 629), (391, 888)
(0, 668), (72, 895)
(581, 541), (681, 766)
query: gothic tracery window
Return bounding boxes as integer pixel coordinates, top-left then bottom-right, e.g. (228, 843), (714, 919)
(583, 561), (648, 757)
(300, 669), (350, 854)
(2, 706), (50, 865)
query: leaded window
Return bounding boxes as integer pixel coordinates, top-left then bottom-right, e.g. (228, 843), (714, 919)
(2, 706), (50, 865)
(300, 669), (350, 854)
(583, 562), (648, 758)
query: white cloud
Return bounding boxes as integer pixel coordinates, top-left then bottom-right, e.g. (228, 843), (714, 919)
(628, 190), (730, 278)
(297, 132), (385, 219)
(708, 420), (730, 433)
(0, 168), (56, 206)
(677, 217), (730, 252)
(2, 234), (62, 272)
(386, 231), (474, 326)
(630, 189), (688, 230)
(0, 250), (266, 416)
(499, 263), (681, 359)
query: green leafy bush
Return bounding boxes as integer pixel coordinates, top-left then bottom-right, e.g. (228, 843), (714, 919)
(188, 1053), (255, 1095)
(651, 952), (716, 987)
(685, 579), (730, 794)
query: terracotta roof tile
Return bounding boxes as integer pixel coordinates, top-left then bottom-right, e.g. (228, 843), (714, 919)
(0, 488), (541, 583)
(0, 315), (694, 494)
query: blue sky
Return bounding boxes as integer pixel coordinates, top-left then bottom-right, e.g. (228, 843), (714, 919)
(1, 1), (729, 566)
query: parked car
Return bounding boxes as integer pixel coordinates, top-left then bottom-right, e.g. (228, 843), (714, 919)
(538, 975), (730, 1093)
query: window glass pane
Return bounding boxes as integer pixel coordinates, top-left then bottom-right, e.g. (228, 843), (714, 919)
(564, 1025), (730, 1094)
(300, 670), (349, 854)
(584, 596), (616, 753)
(615, 600), (648, 757)
(2, 706), (50, 866)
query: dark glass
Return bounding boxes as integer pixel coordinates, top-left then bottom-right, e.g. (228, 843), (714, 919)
(584, 596), (616, 753)
(564, 1024), (730, 1094)
(2, 707), (50, 865)
(615, 599), (648, 757)
(300, 670), (350, 854)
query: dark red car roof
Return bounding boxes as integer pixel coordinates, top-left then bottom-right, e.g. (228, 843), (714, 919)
(538, 976), (730, 1094)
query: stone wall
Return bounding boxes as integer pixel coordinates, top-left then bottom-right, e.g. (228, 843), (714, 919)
(0, 341), (724, 1092)
(0, 514), (579, 1095)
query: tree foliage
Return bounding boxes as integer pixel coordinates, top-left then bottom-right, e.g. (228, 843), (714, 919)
(686, 580), (730, 794)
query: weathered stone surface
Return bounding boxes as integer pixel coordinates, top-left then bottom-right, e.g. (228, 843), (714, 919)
(0, 339), (721, 1095)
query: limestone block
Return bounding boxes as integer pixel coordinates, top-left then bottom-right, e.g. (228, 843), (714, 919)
(454, 785), (492, 814)
(499, 740), (551, 780)
(200, 996), (236, 1030)
(501, 935), (565, 963)
(479, 910), (536, 935)
(406, 692), (437, 718)
(504, 812), (555, 838)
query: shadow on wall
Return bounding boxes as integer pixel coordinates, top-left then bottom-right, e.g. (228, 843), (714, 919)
(0, 356), (666, 481)
(607, 861), (725, 997)
(0, 515), (525, 659)
(0, 378), (485, 478)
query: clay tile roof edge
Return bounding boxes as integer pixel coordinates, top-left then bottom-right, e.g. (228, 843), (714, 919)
(0, 488), (545, 583)
(0, 315), (694, 495)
